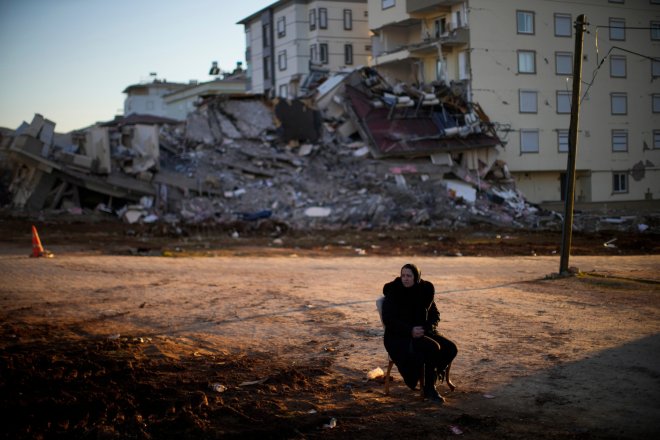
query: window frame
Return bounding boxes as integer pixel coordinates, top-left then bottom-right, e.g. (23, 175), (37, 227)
(319, 8), (328, 29)
(555, 52), (573, 75)
(344, 44), (354, 65)
(382, 0), (395, 9)
(554, 13), (572, 37)
(653, 94), (660, 113)
(262, 23), (271, 47)
(278, 84), (288, 99)
(263, 55), (271, 81)
(556, 91), (572, 114)
(520, 129), (540, 154)
(276, 16), (286, 38)
(519, 89), (538, 114)
(611, 93), (628, 115)
(516, 10), (535, 35)
(653, 60), (660, 78)
(611, 129), (628, 152)
(320, 43), (329, 64)
(310, 44), (318, 63)
(517, 50), (536, 74)
(277, 50), (287, 71)
(652, 21), (660, 40)
(309, 9), (317, 31)
(557, 130), (569, 153)
(609, 55), (627, 78)
(609, 18), (626, 41)
(612, 172), (628, 194)
(344, 9), (353, 30)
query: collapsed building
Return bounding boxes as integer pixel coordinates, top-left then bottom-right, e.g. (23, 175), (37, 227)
(1, 67), (600, 232)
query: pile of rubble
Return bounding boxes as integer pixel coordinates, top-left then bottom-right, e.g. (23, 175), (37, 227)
(1, 67), (559, 231)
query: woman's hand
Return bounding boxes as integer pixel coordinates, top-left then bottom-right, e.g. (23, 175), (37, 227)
(411, 326), (425, 338)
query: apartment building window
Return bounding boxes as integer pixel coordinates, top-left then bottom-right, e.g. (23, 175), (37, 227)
(653, 60), (660, 78)
(517, 11), (534, 34)
(320, 43), (329, 64)
(277, 16), (286, 38)
(557, 91), (571, 114)
(344, 44), (353, 65)
(278, 50), (287, 71)
(610, 55), (626, 77)
(612, 129), (628, 151)
(434, 17), (447, 37)
(557, 130), (569, 152)
(455, 10), (463, 28)
(651, 21), (660, 40)
(613, 173), (628, 193)
(382, 0), (395, 9)
(555, 52), (572, 75)
(263, 23), (271, 47)
(654, 130), (660, 149)
(310, 44), (318, 63)
(344, 9), (353, 30)
(611, 93), (627, 114)
(278, 84), (288, 99)
(319, 8), (328, 29)
(263, 56), (271, 80)
(436, 57), (447, 82)
(309, 9), (316, 30)
(520, 130), (540, 153)
(458, 50), (470, 79)
(519, 90), (538, 113)
(518, 50), (536, 74)
(653, 94), (660, 113)
(609, 18), (625, 40)
(554, 14), (572, 37)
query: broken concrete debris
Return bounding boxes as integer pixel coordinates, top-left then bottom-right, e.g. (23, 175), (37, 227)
(0, 69), (652, 233)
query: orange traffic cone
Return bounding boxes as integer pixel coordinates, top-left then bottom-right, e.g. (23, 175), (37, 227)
(30, 225), (53, 258)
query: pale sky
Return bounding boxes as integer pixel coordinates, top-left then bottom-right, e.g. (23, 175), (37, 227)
(0, 0), (272, 132)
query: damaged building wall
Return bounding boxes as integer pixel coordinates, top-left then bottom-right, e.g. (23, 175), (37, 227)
(467, 0), (660, 204)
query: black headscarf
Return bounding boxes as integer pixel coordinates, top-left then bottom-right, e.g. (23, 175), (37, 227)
(401, 263), (421, 284)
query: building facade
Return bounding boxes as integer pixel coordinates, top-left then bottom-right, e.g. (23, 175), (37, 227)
(368, 0), (660, 205)
(238, 0), (371, 98)
(123, 70), (247, 121)
(123, 80), (190, 119)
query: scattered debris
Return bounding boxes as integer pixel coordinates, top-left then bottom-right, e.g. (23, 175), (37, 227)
(1, 68), (655, 234)
(210, 383), (227, 393)
(366, 367), (384, 380)
(322, 417), (337, 429)
(449, 424), (464, 435)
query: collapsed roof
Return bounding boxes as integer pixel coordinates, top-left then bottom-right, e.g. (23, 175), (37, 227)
(2, 68), (560, 231)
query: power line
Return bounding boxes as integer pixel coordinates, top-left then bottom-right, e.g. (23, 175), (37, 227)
(579, 23), (659, 104)
(594, 25), (659, 30)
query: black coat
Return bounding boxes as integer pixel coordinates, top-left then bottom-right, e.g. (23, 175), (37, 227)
(382, 277), (440, 389)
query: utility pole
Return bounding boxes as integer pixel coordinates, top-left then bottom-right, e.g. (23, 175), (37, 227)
(559, 14), (587, 275)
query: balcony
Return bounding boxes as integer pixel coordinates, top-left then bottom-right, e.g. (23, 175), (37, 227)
(407, 0), (464, 14)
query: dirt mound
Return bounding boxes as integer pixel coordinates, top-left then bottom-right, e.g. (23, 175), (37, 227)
(1, 323), (341, 439)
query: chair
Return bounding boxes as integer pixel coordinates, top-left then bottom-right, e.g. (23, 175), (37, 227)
(376, 296), (423, 397)
(376, 296), (455, 396)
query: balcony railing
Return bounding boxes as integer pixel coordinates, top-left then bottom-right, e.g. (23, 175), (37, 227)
(407, 0), (464, 14)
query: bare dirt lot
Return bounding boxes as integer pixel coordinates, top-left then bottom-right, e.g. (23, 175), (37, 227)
(1, 220), (659, 439)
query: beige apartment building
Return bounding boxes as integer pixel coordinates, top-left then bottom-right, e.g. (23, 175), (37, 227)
(368, 0), (660, 205)
(238, 0), (370, 98)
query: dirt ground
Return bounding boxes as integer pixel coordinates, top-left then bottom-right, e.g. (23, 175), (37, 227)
(1, 219), (659, 439)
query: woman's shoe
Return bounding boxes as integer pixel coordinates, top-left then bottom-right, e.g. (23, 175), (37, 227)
(424, 386), (446, 404)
